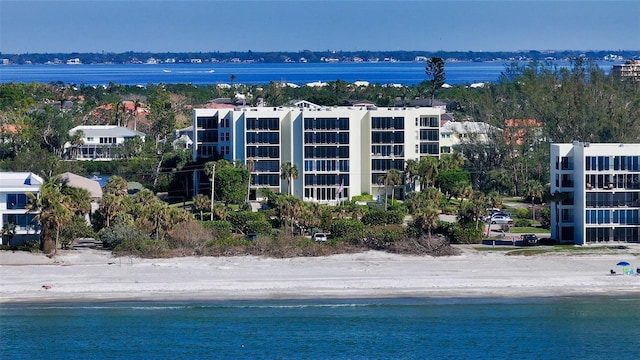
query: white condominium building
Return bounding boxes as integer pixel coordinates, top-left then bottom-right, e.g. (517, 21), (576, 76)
(192, 102), (443, 203)
(550, 142), (640, 244)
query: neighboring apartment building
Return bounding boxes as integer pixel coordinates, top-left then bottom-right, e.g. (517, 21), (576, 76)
(439, 121), (499, 154)
(65, 125), (146, 160)
(0, 172), (43, 245)
(192, 102), (443, 203)
(611, 60), (640, 80)
(550, 142), (640, 244)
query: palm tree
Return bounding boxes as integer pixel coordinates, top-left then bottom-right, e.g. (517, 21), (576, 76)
(133, 99), (141, 131)
(416, 206), (440, 239)
(405, 159), (420, 192)
(486, 191), (503, 210)
(418, 156), (439, 189)
(246, 157), (255, 203)
(378, 169), (403, 210)
(148, 200), (168, 241)
(280, 161), (299, 195)
(104, 175), (128, 197)
(204, 161), (217, 220)
(192, 194), (210, 220)
(523, 180), (545, 221)
(275, 195), (303, 235)
(299, 202), (321, 233)
(1, 222), (17, 247)
(439, 153), (465, 172)
(100, 193), (124, 228)
(211, 203), (228, 221)
(62, 186), (92, 217)
(27, 179), (71, 253)
(68, 130), (84, 160)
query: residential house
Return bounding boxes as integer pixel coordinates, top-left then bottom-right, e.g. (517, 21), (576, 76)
(65, 125), (146, 161)
(0, 172), (43, 245)
(57, 172), (103, 217)
(439, 121), (500, 154)
(174, 125), (194, 149)
(503, 119), (543, 146)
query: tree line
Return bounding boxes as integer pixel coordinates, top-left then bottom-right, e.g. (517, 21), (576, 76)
(4, 50), (638, 65)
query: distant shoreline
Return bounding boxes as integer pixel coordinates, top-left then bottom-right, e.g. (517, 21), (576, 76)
(1, 49), (638, 66)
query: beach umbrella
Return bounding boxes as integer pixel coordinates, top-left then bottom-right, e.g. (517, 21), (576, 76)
(616, 261), (631, 275)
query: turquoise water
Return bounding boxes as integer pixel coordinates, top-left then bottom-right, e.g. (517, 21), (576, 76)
(1, 297), (638, 359)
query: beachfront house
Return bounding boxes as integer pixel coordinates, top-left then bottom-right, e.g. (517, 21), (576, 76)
(192, 102), (443, 203)
(0, 172), (43, 246)
(65, 125), (146, 161)
(550, 142), (640, 244)
(57, 172), (103, 218)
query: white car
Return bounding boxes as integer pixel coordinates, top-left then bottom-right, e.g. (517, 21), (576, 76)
(487, 214), (513, 225)
(312, 233), (328, 242)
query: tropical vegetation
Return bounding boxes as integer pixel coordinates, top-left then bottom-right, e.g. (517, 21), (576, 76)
(1, 58), (638, 256)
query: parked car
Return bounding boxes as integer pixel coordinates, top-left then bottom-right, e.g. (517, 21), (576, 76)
(312, 233), (328, 242)
(483, 212), (510, 222)
(521, 234), (539, 246)
(487, 214), (514, 225)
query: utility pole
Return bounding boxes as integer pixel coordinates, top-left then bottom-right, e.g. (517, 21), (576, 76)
(210, 163), (216, 221)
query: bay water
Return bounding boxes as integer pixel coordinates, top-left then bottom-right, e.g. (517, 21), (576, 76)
(0, 61), (616, 87)
(2, 296), (638, 359)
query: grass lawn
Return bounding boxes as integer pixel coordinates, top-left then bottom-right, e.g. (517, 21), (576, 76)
(472, 244), (638, 256)
(510, 227), (550, 234)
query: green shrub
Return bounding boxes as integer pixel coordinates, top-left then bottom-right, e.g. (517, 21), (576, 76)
(351, 193), (372, 202)
(514, 218), (532, 227)
(115, 237), (168, 257)
(98, 221), (149, 249)
(202, 220), (233, 239)
(514, 208), (530, 219)
(245, 220), (272, 235)
(60, 215), (95, 250)
(15, 239), (40, 252)
(442, 205), (458, 215)
(226, 211), (267, 234)
(361, 226), (405, 249)
(361, 209), (404, 226)
(330, 219), (364, 240)
(435, 221), (484, 244)
(539, 207), (551, 229)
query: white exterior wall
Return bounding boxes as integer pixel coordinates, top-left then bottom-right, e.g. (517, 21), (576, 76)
(193, 105), (443, 203)
(551, 142), (640, 244)
(0, 172), (43, 245)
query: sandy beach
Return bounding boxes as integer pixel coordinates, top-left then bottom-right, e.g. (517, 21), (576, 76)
(1, 246), (639, 303)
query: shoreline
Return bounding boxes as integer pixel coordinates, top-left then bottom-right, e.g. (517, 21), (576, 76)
(1, 247), (639, 304)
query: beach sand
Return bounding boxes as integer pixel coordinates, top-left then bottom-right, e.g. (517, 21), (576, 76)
(1, 246), (639, 303)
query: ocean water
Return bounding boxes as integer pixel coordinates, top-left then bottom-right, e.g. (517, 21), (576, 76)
(0, 61), (616, 86)
(1, 296), (638, 359)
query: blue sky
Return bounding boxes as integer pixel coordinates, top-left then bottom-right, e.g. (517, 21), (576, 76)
(1, 0), (638, 54)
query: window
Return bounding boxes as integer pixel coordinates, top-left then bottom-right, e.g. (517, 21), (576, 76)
(7, 194), (29, 209)
(419, 116), (439, 127)
(197, 115), (218, 129)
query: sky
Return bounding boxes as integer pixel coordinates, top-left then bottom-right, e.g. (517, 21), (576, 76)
(1, 0), (638, 54)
